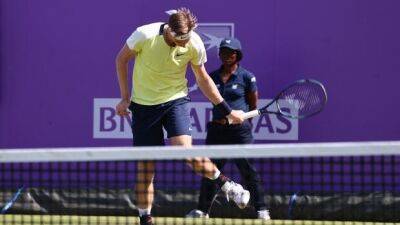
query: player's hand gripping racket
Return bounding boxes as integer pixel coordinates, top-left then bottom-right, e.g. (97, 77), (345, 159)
(229, 79), (327, 123)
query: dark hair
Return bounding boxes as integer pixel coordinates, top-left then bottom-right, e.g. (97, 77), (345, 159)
(219, 47), (243, 62)
(168, 7), (197, 34)
(236, 50), (243, 61)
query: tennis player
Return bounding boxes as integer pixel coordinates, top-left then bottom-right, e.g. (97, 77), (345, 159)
(186, 38), (270, 220)
(115, 8), (249, 225)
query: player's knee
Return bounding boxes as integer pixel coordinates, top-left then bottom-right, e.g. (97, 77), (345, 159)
(170, 135), (192, 147)
(185, 157), (202, 166)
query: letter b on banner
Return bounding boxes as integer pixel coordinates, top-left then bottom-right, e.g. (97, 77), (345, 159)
(93, 99), (132, 138)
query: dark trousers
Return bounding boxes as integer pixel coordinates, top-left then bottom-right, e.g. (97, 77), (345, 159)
(197, 121), (268, 213)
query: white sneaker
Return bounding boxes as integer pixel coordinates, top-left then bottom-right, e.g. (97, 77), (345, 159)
(257, 209), (271, 220)
(221, 181), (250, 209)
(185, 209), (209, 218)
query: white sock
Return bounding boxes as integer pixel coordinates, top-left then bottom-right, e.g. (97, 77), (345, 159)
(210, 169), (221, 180)
(138, 208), (151, 216)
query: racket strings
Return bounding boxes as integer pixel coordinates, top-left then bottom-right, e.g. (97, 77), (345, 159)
(278, 82), (326, 117)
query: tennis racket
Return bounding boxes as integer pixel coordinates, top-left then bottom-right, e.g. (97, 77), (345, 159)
(229, 79), (327, 123)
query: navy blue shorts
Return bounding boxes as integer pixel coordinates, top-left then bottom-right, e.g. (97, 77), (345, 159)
(129, 97), (192, 146)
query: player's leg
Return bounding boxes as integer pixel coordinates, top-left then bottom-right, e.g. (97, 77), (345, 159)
(130, 102), (165, 225)
(164, 97), (250, 209)
(187, 122), (230, 217)
(193, 159), (227, 216)
(169, 136), (250, 210)
(165, 98), (227, 179)
(164, 97), (220, 179)
(169, 134), (220, 179)
(136, 161), (155, 223)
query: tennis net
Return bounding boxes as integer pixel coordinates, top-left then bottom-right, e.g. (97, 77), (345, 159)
(0, 141), (399, 225)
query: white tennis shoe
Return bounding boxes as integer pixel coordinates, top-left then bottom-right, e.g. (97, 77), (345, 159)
(221, 181), (250, 209)
(257, 209), (271, 220)
(185, 209), (209, 218)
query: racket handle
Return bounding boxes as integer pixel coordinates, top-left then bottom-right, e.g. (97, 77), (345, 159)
(227, 110), (261, 124)
(243, 110), (261, 119)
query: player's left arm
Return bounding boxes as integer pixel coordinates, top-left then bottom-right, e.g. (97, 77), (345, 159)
(190, 33), (243, 123)
(189, 33), (224, 105)
(191, 64), (244, 124)
(191, 64), (224, 105)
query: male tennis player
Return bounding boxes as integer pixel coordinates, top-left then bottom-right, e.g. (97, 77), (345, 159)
(115, 8), (249, 225)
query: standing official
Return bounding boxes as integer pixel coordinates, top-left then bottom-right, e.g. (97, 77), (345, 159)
(186, 38), (271, 220)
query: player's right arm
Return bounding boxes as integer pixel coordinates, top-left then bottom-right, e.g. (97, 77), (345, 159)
(115, 44), (136, 116)
(115, 27), (146, 116)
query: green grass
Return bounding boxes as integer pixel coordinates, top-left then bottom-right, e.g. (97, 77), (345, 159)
(0, 215), (396, 225)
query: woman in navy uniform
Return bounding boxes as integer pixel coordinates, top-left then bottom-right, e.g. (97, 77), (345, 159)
(187, 37), (270, 220)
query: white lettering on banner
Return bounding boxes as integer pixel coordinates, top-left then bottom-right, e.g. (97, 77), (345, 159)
(93, 99), (132, 139)
(93, 98), (298, 140)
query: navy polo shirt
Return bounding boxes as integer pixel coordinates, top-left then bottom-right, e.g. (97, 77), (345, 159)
(210, 66), (258, 120)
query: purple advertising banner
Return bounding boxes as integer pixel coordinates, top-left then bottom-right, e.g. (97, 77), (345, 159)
(0, 0), (400, 148)
(1, 0), (400, 149)
(1, 1), (400, 196)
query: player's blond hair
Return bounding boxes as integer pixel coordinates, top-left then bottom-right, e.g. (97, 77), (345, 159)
(168, 7), (197, 34)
